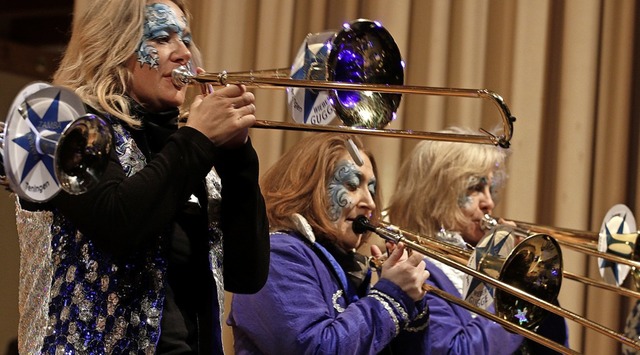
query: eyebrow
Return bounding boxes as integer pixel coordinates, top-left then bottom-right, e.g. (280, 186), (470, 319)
(355, 171), (375, 184)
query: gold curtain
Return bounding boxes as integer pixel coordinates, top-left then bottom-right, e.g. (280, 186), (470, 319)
(188, 0), (639, 353)
(61, 0), (638, 353)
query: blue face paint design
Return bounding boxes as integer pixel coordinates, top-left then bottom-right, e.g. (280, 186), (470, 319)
(327, 160), (360, 221)
(459, 175), (489, 208)
(326, 160), (377, 221)
(368, 179), (377, 200)
(136, 3), (192, 69)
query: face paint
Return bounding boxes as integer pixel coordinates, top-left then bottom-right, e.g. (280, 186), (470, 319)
(367, 179), (377, 201)
(327, 160), (361, 221)
(136, 3), (192, 69)
(459, 175), (489, 208)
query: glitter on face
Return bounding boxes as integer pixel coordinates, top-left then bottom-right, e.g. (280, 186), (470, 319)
(327, 160), (359, 221)
(458, 175), (493, 208)
(136, 3), (192, 69)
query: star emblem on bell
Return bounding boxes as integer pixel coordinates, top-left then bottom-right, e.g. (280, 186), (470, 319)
(12, 91), (70, 184)
(514, 307), (529, 325)
(291, 39), (330, 124)
(466, 229), (511, 299)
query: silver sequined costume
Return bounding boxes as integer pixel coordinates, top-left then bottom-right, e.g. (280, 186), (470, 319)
(16, 118), (225, 354)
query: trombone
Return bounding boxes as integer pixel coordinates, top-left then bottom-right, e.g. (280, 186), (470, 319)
(482, 205), (640, 293)
(1, 83), (113, 202)
(172, 19), (516, 148)
(352, 215), (640, 353)
(386, 218), (640, 300)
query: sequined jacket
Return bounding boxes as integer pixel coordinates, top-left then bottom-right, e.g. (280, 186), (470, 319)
(227, 215), (430, 355)
(16, 114), (269, 354)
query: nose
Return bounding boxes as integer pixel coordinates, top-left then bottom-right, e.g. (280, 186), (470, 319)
(357, 189), (376, 215)
(172, 40), (192, 65)
(479, 187), (495, 213)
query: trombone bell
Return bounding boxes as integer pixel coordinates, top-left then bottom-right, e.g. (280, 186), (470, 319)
(465, 226), (563, 329)
(290, 19), (404, 129)
(2, 83), (113, 202)
(598, 204), (638, 286)
(171, 19), (516, 148)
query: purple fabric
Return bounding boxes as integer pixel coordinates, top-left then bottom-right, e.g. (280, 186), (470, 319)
(425, 260), (569, 354)
(228, 232), (429, 355)
(425, 260), (524, 354)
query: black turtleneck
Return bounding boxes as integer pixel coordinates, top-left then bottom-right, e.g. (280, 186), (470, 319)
(45, 101), (269, 354)
(127, 102), (214, 354)
(127, 100), (180, 160)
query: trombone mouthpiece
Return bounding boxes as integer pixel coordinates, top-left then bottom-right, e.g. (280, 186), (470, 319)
(171, 66), (194, 88)
(481, 214), (499, 231)
(352, 215), (373, 234)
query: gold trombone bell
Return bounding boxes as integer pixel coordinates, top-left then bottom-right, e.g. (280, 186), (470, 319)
(354, 216), (640, 352)
(172, 19), (516, 148)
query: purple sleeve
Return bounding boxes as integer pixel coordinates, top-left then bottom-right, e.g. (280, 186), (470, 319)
(426, 261), (524, 354)
(228, 233), (428, 355)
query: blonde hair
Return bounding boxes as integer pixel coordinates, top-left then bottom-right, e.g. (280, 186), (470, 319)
(52, 0), (194, 127)
(261, 133), (382, 244)
(386, 127), (508, 236)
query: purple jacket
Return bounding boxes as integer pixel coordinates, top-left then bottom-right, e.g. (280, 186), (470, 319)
(228, 231), (430, 354)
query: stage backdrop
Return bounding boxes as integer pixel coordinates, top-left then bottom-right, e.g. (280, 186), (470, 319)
(0, 1), (637, 354)
(188, 1), (640, 354)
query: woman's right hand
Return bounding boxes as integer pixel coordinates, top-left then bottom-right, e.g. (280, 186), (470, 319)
(375, 242), (430, 301)
(185, 84), (256, 148)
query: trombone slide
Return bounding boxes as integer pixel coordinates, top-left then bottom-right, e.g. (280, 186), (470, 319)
(353, 215), (640, 351)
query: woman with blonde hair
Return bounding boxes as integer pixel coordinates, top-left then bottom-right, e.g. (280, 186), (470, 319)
(228, 133), (431, 354)
(388, 126), (508, 246)
(14, 0), (269, 353)
(387, 127), (567, 354)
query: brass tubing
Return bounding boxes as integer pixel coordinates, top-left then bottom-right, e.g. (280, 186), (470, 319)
(380, 221), (640, 299)
(355, 216), (640, 350)
(173, 68), (515, 148)
(251, 119), (501, 144)
(490, 216), (640, 271)
(424, 285), (579, 354)
(563, 271), (640, 299)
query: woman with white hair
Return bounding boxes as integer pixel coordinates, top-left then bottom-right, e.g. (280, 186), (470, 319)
(386, 127), (568, 354)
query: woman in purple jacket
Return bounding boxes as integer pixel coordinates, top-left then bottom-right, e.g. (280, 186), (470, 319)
(386, 127), (568, 354)
(228, 133), (431, 354)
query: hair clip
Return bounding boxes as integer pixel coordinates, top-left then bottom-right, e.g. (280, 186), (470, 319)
(345, 138), (364, 166)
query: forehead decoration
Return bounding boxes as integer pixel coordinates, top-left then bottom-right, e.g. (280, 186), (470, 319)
(136, 3), (189, 69)
(345, 138), (364, 166)
(458, 175), (487, 208)
(327, 160), (358, 221)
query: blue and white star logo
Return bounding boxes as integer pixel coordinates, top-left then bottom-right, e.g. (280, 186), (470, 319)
(12, 91), (71, 184)
(600, 212), (631, 284)
(3, 83), (86, 202)
(287, 32), (336, 126)
(598, 204), (637, 286)
(466, 229), (512, 298)
(291, 42), (330, 123)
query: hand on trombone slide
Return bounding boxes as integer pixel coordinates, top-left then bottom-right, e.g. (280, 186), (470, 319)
(184, 66), (257, 148)
(370, 241), (430, 301)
